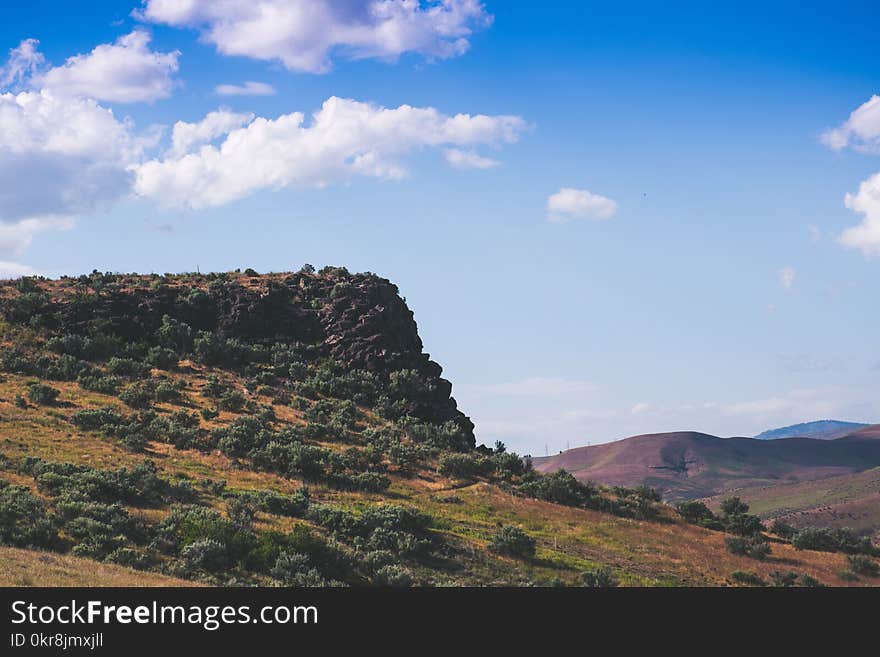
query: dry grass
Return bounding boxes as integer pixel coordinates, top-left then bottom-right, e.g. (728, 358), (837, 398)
(1, 347), (877, 587)
(0, 547), (197, 587)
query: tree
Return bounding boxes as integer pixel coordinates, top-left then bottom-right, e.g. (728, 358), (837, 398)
(676, 500), (716, 524)
(720, 497), (750, 517)
(769, 519), (796, 540)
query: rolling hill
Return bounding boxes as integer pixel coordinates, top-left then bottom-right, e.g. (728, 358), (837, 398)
(755, 420), (869, 441)
(531, 430), (880, 500)
(0, 269), (875, 587)
(702, 467), (880, 541)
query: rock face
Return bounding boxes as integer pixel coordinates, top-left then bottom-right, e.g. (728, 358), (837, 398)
(1, 268), (474, 446)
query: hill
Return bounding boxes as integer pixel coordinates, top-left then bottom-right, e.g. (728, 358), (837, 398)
(531, 431), (880, 500)
(0, 269), (876, 587)
(702, 467), (880, 541)
(755, 420), (869, 441)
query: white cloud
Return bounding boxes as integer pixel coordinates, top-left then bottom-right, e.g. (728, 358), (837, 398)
(778, 265), (796, 290)
(630, 402), (652, 415)
(546, 187), (618, 223)
(0, 89), (142, 247)
(821, 95), (880, 152)
(839, 172), (880, 257)
(133, 96), (525, 209)
(443, 147), (498, 169)
(168, 109), (254, 158)
(0, 39), (45, 88)
(137, 0), (491, 73)
(35, 31), (179, 104)
(215, 81), (276, 97)
(0, 260), (39, 279)
(808, 224), (821, 243)
(0, 216), (75, 258)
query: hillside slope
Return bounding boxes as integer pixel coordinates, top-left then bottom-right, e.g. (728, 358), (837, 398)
(0, 270), (876, 587)
(531, 431), (880, 500)
(0, 546), (196, 586)
(702, 467), (880, 541)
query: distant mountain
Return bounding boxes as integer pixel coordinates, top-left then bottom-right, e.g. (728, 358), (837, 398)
(531, 430), (880, 500)
(755, 420), (869, 441)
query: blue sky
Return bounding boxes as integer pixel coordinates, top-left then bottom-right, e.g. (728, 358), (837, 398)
(2, 1), (880, 454)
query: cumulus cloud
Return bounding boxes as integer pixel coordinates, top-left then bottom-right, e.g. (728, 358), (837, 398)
(838, 172), (880, 257)
(821, 95), (880, 152)
(0, 89), (143, 251)
(546, 187), (618, 223)
(215, 81), (276, 97)
(133, 96), (525, 209)
(443, 147), (498, 169)
(168, 109), (254, 157)
(137, 0), (492, 73)
(34, 31), (179, 104)
(778, 265), (796, 290)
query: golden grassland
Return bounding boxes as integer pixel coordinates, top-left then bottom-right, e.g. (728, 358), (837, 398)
(0, 547), (197, 587)
(0, 369), (877, 587)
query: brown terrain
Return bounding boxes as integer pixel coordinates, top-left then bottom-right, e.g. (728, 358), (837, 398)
(532, 428), (880, 500)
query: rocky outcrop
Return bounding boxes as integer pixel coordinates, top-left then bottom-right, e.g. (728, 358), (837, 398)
(1, 268), (474, 445)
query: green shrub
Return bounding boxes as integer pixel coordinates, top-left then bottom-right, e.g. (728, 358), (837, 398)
(218, 390), (246, 412)
(154, 380), (181, 403)
(725, 535), (771, 560)
(517, 470), (598, 508)
(145, 347), (178, 370)
(730, 571), (765, 586)
(27, 382), (60, 405)
(438, 453), (493, 479)
(0, 481), (59, 548)
(798, 574), (824, 587)
(119, 383), (154, 409)
(270, 551), (329, 587)
(200, 407), (219, 421)
(846, 554), (879, 577)
(106, 357), (151, 378)
(769, 571), (798, 587)
(235, 488), (310, 518)
(71, 407), (124, 430)
(492, 451), (526, 479)
(372, 564), (414, 587)
(581, 567), (618, 587)
(792, 526), (875, 555)
(156, 315), (193, 354)
(180, 538), (229, 573)
(77, 373), (123, 394)
(488, 525), (536, 559)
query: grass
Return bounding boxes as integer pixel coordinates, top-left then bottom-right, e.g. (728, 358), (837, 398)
(0, 547), (197, 587)
(0, 361), (876, 587)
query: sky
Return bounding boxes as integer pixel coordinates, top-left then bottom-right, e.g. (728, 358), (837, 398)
(2, 1), (880, 455)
